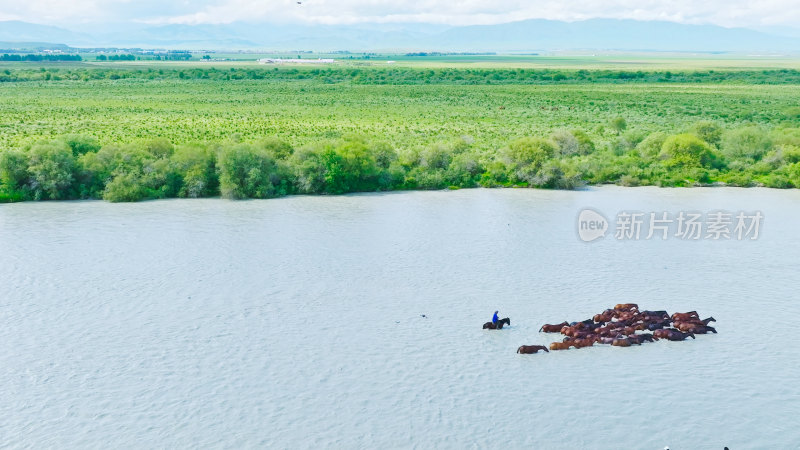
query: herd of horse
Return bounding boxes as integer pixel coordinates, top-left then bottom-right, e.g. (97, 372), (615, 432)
(482, 303), (716, 354)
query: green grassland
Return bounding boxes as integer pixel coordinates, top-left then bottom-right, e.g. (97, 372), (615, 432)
(1, 59), (799, 202)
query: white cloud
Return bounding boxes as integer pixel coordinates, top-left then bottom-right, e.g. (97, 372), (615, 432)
(1, 0), (799, 29)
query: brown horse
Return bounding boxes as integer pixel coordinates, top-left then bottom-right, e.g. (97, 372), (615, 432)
(674, 316), (716, 327)
(671, 311), (699, 322)
(572, 337), (597, 348)
(674, 317), (716, 332)
(539, 321), (568, 332)
(549, 342), (572, 351)
(517, 345), (549, 354)
(593, 309), (615, 323)
(614, 303), (639, 312)
(483, 317), (511, 330)
(595, 325), (625, 337)
(561, 327), (593, 338)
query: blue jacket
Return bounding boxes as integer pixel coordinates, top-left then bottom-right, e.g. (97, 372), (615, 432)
(492, 312), (499, 324)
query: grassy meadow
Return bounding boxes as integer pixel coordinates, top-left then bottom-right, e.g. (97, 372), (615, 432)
(1, 56), (799, 202)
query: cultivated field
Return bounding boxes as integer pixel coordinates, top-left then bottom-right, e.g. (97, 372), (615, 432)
(1, 57), (799, 201)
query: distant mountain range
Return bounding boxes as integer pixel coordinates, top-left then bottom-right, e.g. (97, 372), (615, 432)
(0, 19), (798, 52)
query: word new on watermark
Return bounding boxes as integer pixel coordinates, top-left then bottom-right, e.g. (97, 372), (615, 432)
(577, 208), (763, 243)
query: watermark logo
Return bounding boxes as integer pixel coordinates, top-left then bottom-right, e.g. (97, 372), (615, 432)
(577, 208), (763, 242)
(577, 208), (609, 242)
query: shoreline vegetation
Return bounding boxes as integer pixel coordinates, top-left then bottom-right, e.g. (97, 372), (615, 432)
(1, 66), (799, 202)
(1, 66), (800, 85)
(2, 126), (798, 203)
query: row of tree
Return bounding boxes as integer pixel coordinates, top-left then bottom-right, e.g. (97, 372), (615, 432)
(1, 66), (798, 84)
(1, 123), (799, 203)
(0, 54), (82, 62)
(95, 54), (136, 61)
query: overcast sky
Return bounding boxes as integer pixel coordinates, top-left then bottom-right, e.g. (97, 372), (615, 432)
(0, 0), (798, 30)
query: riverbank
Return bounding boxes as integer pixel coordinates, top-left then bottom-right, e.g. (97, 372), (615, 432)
(1, 128), (798, 203)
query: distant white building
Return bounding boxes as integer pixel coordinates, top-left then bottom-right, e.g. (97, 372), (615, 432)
(258, 58), (335, 64)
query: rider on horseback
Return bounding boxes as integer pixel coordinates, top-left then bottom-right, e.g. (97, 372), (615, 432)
(492, 311), (499, 325)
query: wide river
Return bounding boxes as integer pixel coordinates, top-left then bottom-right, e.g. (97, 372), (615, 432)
(1, 187), (799, 449)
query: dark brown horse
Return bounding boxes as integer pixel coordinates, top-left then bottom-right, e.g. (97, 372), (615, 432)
(640, 310), (669, 320)
(628, 333), (656, 344)
(539, 321), (568, 332)
(654, 329), (695, 341)
(517, 345), (549, 354)
(483, 317), (511, 330)
(646, 320), (671, 331)
(612, 338), (632, 347)
(674, 317), (716, 327)
(677, 324), (717, 334)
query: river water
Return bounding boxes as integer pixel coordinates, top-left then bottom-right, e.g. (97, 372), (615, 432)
(1, 187), (799, 449)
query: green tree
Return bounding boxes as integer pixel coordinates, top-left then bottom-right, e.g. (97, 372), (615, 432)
(636, 132), (668, 160)
(329, 137), (380, 193)
(64, 134), (101, 156)
(503, 137), (557, 186)
(721, 126), (772, 161)
(217, 144), (287, 199)
(447, 151), (483, 187)
(145, 138), (175, 159)
(611, 117), (627, 135)
(659, 134), (721, 169)
(256, 137), (294, 160)
(419, 143), (452, 170)
(103, 172), (148, 202)
(571, 129), (596, 155)
(27, 141), (76, 199)
(171, 144), (218, 198)
(787, 162), (800, 187)
(78, 142), (176, 201)
(689, 121), (723, 146)
(291, 146), (328, 194)
(0, 148), (30, 192)
(551, 129), (579, 156)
